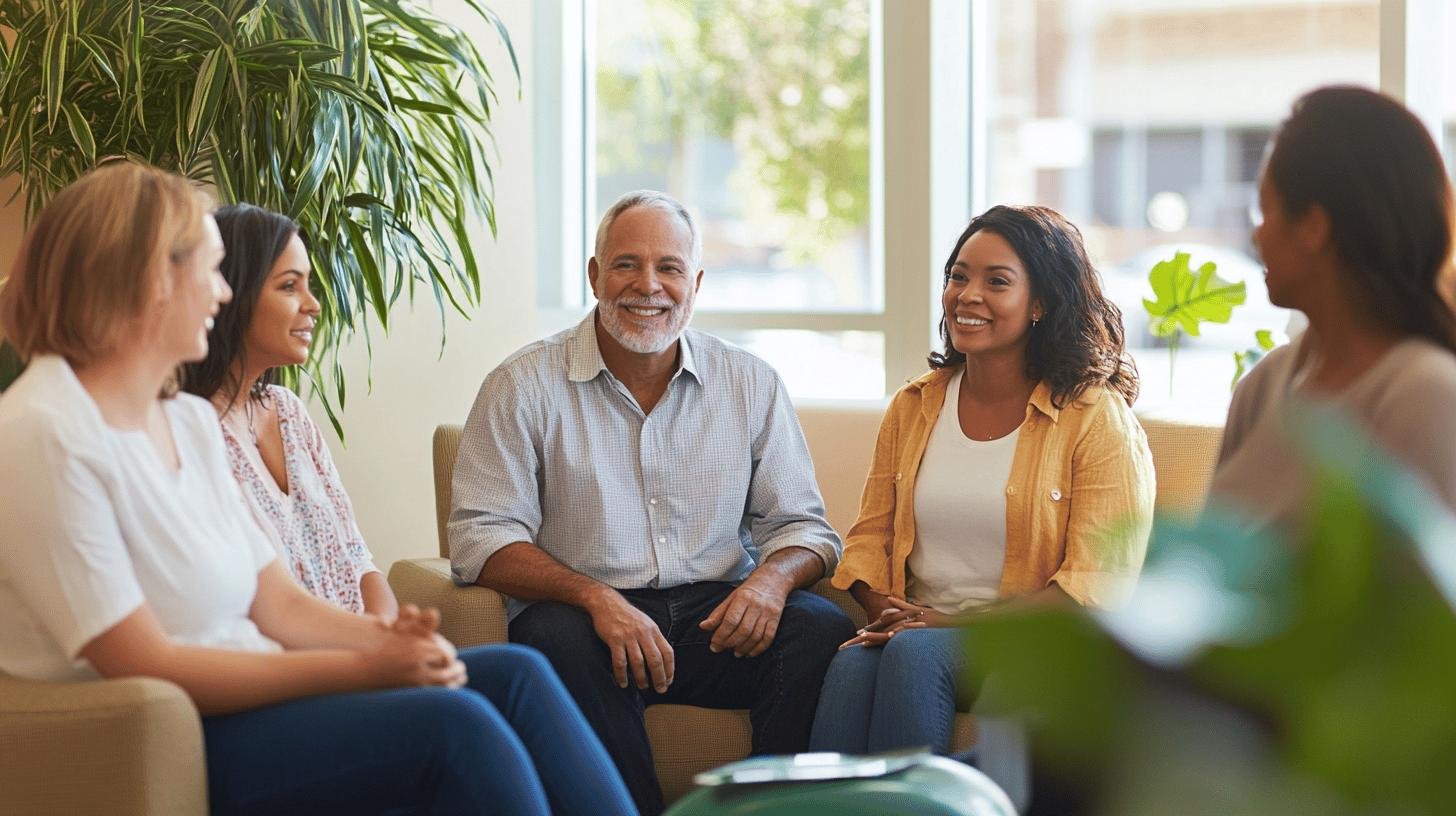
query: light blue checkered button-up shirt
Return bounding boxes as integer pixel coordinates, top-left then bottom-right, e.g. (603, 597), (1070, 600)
(448, 312), (842, 621)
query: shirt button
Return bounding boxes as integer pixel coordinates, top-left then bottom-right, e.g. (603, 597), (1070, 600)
(649, 498), (657, 505)
(658, 536), (667, 544)
(1050, 489), (1062, 501)
(1006, 486), (1016, 495)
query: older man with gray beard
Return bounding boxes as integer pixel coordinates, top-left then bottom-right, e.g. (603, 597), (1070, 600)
(447, 190), (853, 815)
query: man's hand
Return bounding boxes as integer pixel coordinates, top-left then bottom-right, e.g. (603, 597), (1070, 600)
(699, 575), (792, 658)
(585, 588), (675, 693)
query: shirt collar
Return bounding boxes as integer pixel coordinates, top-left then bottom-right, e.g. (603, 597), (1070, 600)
(566, 308), (702, 385)
(676, 330), (702, 385)
(1026, 381), (1060, 422)
(566, 311), (609, 383)
(905, 367), (1061, 423)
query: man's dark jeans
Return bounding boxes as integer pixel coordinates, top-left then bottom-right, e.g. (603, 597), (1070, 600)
(509, 581), (855, 816)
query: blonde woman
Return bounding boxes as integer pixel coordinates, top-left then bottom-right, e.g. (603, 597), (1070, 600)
(0, 162), (635, 816)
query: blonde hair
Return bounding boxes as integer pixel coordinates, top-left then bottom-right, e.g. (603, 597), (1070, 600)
(0, 161), (212, 366)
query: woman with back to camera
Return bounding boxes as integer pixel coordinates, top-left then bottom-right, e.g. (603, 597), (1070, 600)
(1210, 86), (1456, 528)
(0, 161), (636, 816)
(810, 205), (1155, 765)
(182, 204), (396, 619)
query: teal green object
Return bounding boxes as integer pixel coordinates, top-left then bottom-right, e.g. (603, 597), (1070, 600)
(663, 756), (1015, 816)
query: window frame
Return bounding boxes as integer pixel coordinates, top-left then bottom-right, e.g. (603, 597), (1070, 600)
(533, 0), (1446, 401)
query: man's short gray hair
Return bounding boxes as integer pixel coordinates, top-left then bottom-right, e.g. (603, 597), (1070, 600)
(593, 190), (703, 271)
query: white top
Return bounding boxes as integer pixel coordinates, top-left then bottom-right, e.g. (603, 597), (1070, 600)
(0, 356), (280, 681)
(906, 371), (1018, 614)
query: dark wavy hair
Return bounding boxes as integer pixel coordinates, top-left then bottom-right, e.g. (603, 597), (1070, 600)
(928, 204), (1139, 408)
(180, 203), (300, 407)
(1264, 85), (1456, 352)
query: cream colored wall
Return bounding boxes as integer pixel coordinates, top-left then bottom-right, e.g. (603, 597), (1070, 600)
(307, 0), (540, 573)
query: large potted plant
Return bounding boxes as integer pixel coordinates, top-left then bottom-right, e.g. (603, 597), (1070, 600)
(0, 0), (517, 430)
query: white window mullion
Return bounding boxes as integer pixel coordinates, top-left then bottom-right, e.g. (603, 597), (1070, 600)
(1380, 0), (1446, 143)
(532, 0), (588, 310)
(880, 0), (936, 393)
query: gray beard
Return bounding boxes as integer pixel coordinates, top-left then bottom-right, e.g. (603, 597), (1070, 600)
(598, 299), (692, 354)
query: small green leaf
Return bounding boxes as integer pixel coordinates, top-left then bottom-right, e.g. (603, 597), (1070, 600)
(42, 14), (69, 129)
(1143, 251), (1247, 339)
(61, 102), (96, 164)
(1231, 350), (1249, 392)
(1256, 329), (1276, 351)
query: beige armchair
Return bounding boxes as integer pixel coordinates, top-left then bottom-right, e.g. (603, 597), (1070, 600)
(389, 408), (1223, 803)
(0, 673), (207, 815)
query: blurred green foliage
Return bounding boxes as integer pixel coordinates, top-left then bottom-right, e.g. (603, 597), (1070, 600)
(1231, 329), (1277, 390)
(967, 408), (1456, 814)
(594, 0), (870, 264)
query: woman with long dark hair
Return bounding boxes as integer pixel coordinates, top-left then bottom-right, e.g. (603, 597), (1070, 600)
(182, 204), (394, 617)
(810, 204), (1154, 759)
(1210, 86), (1456, 529)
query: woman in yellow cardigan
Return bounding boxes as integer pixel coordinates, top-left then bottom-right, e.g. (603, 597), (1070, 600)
(809, 204), (1154, 760)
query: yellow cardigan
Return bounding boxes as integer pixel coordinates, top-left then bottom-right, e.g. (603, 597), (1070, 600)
(830, 368), (1155, 609)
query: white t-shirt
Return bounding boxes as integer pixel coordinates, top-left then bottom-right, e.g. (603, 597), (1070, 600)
(0, 356), (280, 681)
(906, 371), (1018, 614)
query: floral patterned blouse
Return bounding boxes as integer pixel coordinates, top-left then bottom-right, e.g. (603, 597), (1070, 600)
(220, 385), (378, 613)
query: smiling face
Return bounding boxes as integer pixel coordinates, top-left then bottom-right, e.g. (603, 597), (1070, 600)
(588, 205), (702, 356)
(244, 234), (319, 368)
(160, 214), (231, 364)
(942, 229), (1040, 360)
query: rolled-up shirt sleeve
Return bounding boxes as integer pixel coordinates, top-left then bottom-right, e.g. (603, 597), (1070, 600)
(745, 374), (843, 572)
(448, 366), (543, 585)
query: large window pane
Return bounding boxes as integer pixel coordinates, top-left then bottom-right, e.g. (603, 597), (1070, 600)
(983, 0), (1378, 418)
(593, 0), (876, 313)
(713, 330), (885, 401)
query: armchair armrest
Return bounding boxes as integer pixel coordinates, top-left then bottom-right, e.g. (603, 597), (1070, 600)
(0, 674), (207, 815)
(388, 557), (508, 647)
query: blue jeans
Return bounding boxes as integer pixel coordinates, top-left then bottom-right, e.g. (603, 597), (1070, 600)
(808, 627), (966, 754)
(809, 628), (1031, 810)
(510, 582), (855, 816)
(201, 644), (637, 816)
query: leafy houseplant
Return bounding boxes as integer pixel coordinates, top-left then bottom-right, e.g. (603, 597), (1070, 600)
(1142, 251), (1246, 394)
(0, 0), (517, 431)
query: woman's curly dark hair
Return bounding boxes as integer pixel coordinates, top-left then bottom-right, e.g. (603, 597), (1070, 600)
(928, 204), (1139, 408)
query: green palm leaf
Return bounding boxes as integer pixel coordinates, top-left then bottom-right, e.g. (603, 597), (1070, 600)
(0, 0), (519, 433)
